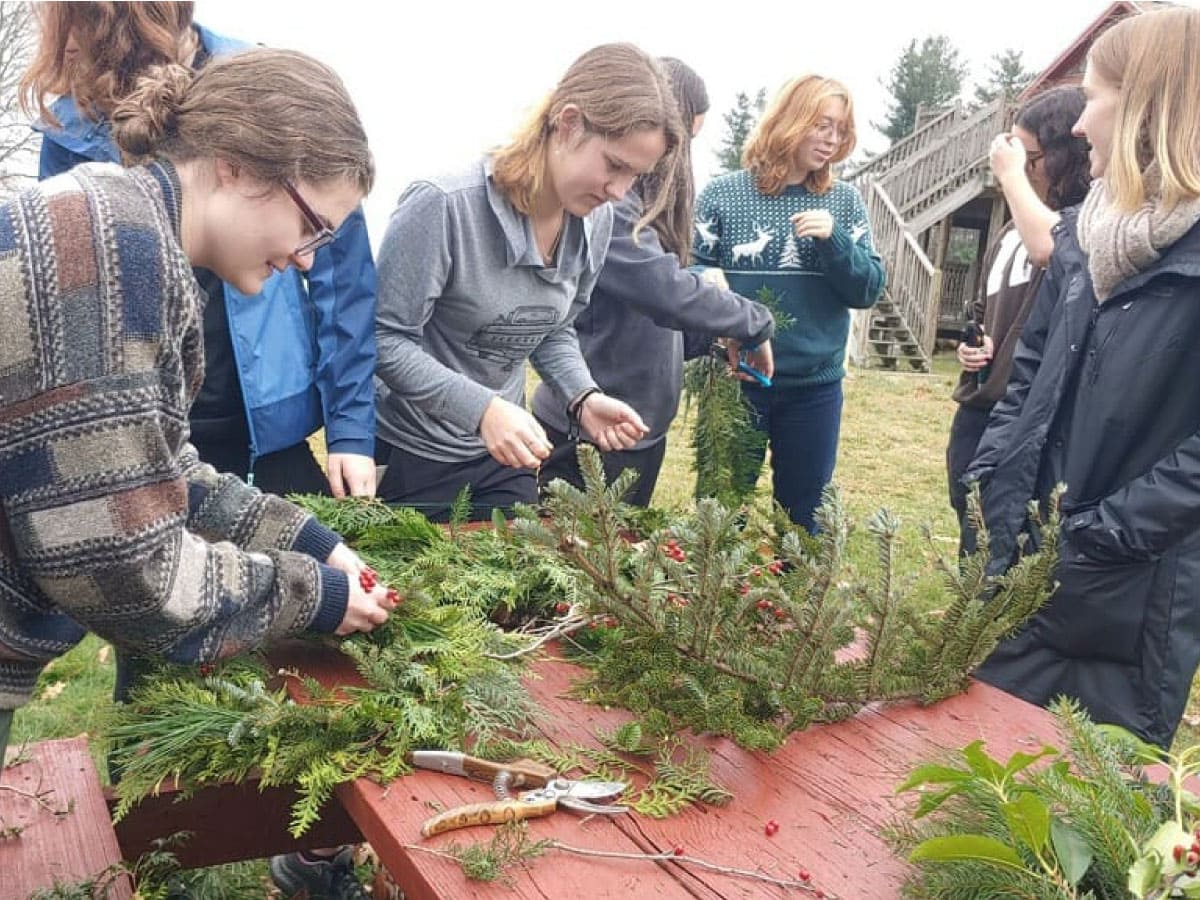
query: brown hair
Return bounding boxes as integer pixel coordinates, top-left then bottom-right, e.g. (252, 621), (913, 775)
(491, 43), (684, 236)
(641, 57), (710, 263)
(1088, 7), (1200, 211)
(743, 74), (857, 196)
(111, 49), (374, 194)
(21, 2), (197, 125)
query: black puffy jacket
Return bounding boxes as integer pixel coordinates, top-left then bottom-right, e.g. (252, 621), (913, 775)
(967, 207), (1200, 747)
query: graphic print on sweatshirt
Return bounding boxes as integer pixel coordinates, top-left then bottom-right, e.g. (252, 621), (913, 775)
(693, 172), (874, 275)
(466, 305), (561, 370)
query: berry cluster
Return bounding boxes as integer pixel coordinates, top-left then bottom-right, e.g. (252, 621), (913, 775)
(662, 538), (687, 563)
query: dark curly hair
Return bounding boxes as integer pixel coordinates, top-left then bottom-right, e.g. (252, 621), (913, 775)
(1016, 86), (1091, 210)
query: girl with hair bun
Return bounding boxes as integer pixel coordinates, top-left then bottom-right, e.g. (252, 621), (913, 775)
(25, 2), (380, 502)
(0, 49), (393, 763)
(969, 7), (1200, 748)
(374, 43), (681, 520)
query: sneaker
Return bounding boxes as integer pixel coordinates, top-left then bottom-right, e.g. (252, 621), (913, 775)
(268, 847), (370, 900)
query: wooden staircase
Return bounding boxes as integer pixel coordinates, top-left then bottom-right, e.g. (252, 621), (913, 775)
(847, 98), (1011, 371)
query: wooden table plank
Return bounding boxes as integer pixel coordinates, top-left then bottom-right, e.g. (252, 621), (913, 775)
(270, 641), (1063, 900)
(1, 736), (132, 899)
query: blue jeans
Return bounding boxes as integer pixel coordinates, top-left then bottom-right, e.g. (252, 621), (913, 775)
(742, 380), (844, 533)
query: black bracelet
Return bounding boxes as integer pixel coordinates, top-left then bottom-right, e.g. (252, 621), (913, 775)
(567, 387), (603, 440)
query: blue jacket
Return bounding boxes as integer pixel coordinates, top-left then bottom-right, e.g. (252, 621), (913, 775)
(33, 24), (377, 467)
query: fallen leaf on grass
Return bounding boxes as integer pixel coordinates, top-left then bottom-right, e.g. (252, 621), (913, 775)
(40, 681), (66, 701)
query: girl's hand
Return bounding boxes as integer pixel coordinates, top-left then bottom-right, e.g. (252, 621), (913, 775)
(578, 394), (649, 451)
(326, 453), (377, 498)
(956, 334), (994, 372)
(791, 209), (834, 240)
(990, 133), (1027, 183)
(480, 396), (553, 469)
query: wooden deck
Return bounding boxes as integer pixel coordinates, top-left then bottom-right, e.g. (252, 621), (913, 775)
(269, 640), (1064, 900)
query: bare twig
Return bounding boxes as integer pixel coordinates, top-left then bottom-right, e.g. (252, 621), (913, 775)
(485, 614), (590, 661)
(403, 839), (836, 897)
(0, 782), (71, 816)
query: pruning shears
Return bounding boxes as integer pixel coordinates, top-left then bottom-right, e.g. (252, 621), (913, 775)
(708, 340), (772, 388)
(410, 751), (629, 837)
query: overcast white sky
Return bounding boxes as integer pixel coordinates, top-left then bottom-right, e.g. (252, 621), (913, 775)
(195, 0), (1175, 244)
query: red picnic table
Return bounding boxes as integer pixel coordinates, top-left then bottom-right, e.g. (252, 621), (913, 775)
(261, 640), (1063, 900)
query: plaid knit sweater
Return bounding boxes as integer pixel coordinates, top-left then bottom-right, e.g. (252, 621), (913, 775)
(0, 161), (349, 710)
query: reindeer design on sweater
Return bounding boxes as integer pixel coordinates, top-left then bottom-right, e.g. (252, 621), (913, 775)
(731, 223), (774, 267)
(694, 217), (719, 251)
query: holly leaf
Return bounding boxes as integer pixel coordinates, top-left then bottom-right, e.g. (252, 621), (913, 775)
(1050, 816), (1092, 886)
(961, 740), (1005, 783)
(895, 764), (970, 793)
(1003, 792), (1050, 856)
(1002, 745), (1058, 778)
(909, 835), (1025, 870)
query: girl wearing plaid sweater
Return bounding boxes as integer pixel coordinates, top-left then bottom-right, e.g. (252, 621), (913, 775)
(0, 50), (393, 756)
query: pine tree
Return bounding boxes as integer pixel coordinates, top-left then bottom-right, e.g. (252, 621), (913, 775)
(714, 88), (767, 174)
(778, 233), (802, 268)
(876, 35), (968, 143)
(974, 48), (1036, 106)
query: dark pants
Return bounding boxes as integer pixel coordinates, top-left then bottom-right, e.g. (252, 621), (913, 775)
(742, 380), (844, 534)
(535, 421), (666, 508)
(946, 403), (992, 556)
(0, 708), (11, 768)
(192, 433), (331, 497)
(375, 439), (536, 522)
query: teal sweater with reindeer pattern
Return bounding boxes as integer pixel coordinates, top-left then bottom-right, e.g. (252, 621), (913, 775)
(693, 169), (885, 387)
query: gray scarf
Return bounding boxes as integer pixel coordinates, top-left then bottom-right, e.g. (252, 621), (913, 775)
(1076, 172), (1200, 302)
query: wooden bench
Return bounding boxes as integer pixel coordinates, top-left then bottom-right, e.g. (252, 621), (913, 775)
(1, 736), (132, 899)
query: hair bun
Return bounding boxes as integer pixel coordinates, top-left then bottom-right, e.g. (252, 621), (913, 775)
(111, 63), (193, 161)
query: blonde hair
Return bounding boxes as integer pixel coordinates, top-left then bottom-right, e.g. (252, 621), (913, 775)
(111, 49), (374, 195)
(1089, 7), (1200, 211)
(21, 2), (196, 125)
(743, 75), (857, 196)
(491, 43), (684, 234)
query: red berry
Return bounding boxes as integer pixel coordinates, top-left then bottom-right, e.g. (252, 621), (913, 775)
(756, 598), (771, 610)
(814, 891), (825, 899)
(768, 560), (784, 575)
(738, 582), (751, 596)
(798, 869), (810, 882)
(774, 608), (787, 620)
(555, 602), (570, 615)
(198, 663), (215, 677)
(386, 587), (402, 604)
(765, 820), (779, 836)
(672, 845), (684, 856)
(1176, 845), (1186, 862)
(359, 570), (377, 591)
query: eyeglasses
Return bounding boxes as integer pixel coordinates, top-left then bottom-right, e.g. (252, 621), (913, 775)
(812, 120), (849, 142)
(282, 179), (336, 256)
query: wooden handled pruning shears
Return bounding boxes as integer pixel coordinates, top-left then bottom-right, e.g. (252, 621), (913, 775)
(409, 751), (629, 837)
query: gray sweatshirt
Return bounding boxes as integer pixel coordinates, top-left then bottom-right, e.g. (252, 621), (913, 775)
(531, 193), (774, 448)
(374, 158), (613, 462)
